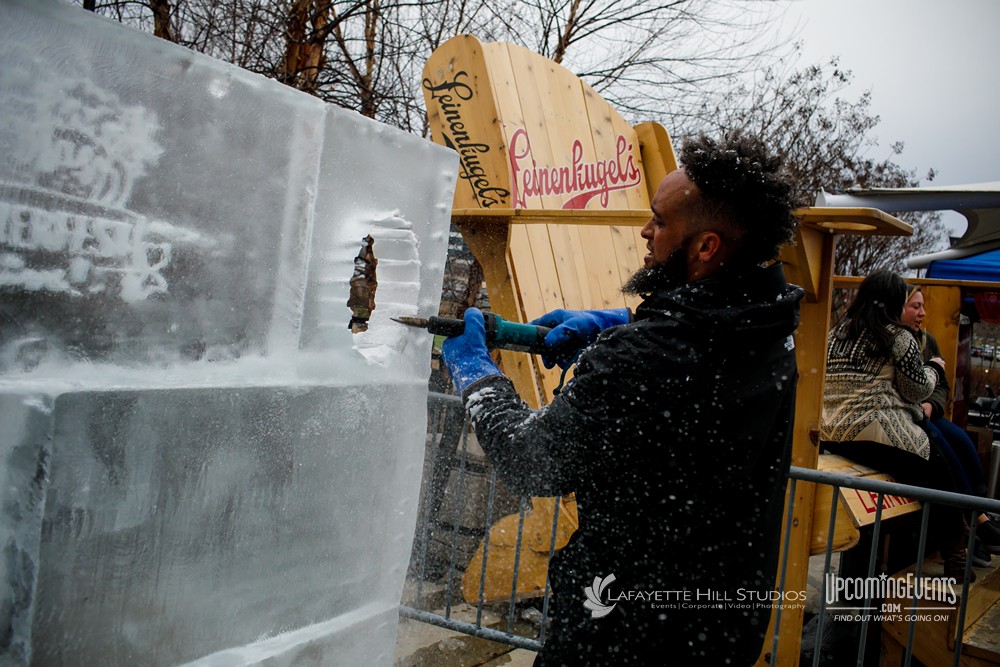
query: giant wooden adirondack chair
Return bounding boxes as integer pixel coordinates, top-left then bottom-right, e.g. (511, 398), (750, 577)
(422, 34), (911, 664)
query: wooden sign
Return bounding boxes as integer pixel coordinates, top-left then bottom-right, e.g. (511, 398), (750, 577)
(840, 477), (922, 527)
(421, 37), (512, 210)
(422, 35), (678, 404)
(422, 35), (668, 214)
(818, 455), (921, 528)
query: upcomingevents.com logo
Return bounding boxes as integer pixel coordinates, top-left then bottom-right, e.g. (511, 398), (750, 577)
(583, 573), (617, 618)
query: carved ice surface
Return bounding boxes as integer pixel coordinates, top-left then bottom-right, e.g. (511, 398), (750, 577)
(0, 1), (458, 665)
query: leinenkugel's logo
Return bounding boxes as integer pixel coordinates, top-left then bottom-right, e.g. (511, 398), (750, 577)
(508, 128), (642, 209)
(583, 573), (617, 618)
(422, 72), (511, 209)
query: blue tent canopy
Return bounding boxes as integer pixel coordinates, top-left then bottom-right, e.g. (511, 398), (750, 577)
(926, 249), (1000, 323)
(927, 248), (1000, 282)
(818, 181), (1000, 281)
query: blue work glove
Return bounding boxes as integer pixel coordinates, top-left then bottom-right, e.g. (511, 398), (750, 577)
(529, 308), (631, 369)
(441, 307), (502, 395)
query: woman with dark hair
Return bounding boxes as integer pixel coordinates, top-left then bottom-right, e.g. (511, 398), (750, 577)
(902, 286), (1000, 562)
(821, 270), (974, 579)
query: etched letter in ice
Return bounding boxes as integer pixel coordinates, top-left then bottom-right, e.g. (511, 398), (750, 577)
(0, 1), (458, 664)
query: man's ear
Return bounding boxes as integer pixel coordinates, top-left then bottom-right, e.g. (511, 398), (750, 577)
(693, 231), (723, 264)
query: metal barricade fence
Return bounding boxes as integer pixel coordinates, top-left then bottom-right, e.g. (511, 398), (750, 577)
(781, 468), (1000, 667)
(400, 389), (1000, 664)
(402, 389), (550, 651)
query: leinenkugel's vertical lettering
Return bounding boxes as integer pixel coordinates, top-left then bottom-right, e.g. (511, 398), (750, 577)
(422, 72), (510, 208)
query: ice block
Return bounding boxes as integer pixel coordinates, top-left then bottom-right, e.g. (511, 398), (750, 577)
(0, 1), (458, 664)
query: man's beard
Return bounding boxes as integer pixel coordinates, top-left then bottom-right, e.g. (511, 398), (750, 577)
(621, 242), (690, 297)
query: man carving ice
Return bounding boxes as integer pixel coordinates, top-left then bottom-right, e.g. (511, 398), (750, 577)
(442, 133), (804, 665)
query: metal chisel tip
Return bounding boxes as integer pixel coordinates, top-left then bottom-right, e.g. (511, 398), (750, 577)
(391, 317), (430, 328)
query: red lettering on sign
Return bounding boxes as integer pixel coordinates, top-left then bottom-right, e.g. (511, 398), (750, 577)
(855, 490), (917, 514)
(508, 128), (642, 209)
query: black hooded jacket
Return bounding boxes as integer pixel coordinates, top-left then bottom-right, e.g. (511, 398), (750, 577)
(463, 263), (804, 666)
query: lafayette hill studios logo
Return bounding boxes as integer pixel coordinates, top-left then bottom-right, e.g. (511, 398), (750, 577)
(584, 573), (808, 619)
(584, 573), (618, 618)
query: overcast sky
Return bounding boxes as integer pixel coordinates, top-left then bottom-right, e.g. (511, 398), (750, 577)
(776, 0), (1000, 233)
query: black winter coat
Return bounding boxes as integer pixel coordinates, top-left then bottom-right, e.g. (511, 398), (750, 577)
(463, 263), (804, 666)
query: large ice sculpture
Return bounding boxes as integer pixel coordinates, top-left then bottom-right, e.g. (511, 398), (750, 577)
(0, 1), (457, 664)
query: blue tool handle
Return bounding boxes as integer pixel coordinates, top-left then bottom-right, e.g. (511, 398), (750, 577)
(486, 313), (552, 354)
(423, 313), (554, 354)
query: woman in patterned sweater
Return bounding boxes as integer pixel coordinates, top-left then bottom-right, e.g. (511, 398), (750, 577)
(820, 270), (973, 580)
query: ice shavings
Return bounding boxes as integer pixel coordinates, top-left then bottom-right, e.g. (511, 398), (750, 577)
(517, 408), (542, 427)
(466, 385), (499, 419)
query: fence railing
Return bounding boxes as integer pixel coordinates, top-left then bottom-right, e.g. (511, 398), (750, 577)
(400, 389), (1000, 664)
(402, 389), (549, 651)
(782, 467), (1000, 667)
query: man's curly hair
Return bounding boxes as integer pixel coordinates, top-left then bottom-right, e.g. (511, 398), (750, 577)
(679, 132), (798, 265)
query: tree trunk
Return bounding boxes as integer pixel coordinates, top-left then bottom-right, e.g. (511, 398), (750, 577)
(359, 0), (379, 118)
(552, 0), (581, 64)
(150, 0), (176, 42)
(279, 0), (331, 95)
